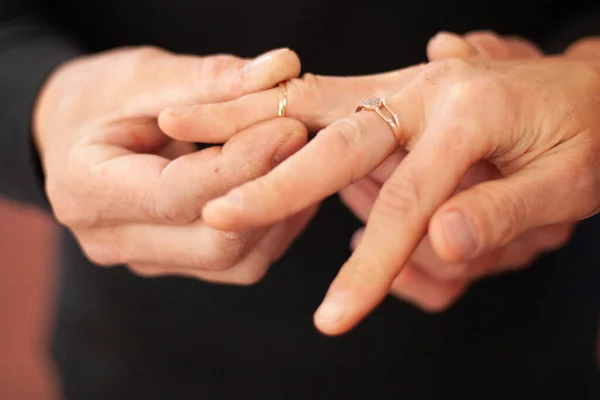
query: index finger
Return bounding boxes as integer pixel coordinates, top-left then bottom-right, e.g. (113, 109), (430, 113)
(201, 93), (421, 231)
(312, 101), (488, 335)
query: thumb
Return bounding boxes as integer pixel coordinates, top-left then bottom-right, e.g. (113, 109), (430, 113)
(428, 153), (599, 263)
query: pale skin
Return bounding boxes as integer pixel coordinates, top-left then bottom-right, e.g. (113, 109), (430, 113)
(163, 34), (600, 336)
(34, 33), (596, 336)
(33, 33), (498, 287)
(34, 46), (318, 285)
(342, 33), (575, 312)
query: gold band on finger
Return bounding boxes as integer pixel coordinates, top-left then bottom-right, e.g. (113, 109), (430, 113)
(278, 81), (288, 117)
(356, 97), (402, 153)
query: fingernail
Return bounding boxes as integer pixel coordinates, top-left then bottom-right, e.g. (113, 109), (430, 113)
(243, 48), (289, 74)
(164, 105), (194, 116)
(441, 210), (479, 259)
(315, 291), (347, 326)
(273, 131), (302, 164)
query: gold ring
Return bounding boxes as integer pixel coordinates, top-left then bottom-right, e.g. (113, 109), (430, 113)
(278, 82), (288, 117)
(356, 97), (401, 153)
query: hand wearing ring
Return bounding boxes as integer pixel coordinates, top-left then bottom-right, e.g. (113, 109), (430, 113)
(198, 31), (598, 336)
(355, 97), (402, 152)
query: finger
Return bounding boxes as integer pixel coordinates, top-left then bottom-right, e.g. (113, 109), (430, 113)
(89, 206), (317, 283)
(121, 47), (301, 116)
(368, 151), (408, 184)
(565, 38), (600, 60)
(271, 205), (320, 262)
(339, 178), (380, 224)
(312, 92), (488, 335)
(201, 77), (432, 232)
(409, 233), (530, 281)
(347, 224), (470, 312)
(463, 31), (542, 59)
(409, 236), (472, 281)
(501, 36), (543, 58)
(77, 222), (268, 270)
(427, 31), (542, 63)
(388, 263), (470, 313)
(469, 223), (572, 277)
(525, 223), (574, 251)
(427, 32), (480, 61)
(62, 118), (307, 227)
(350, 227), (364, 251)
(410, 222), (573, 281)
(339, 152), (407, 225)
(368, 156), (499, 190)
(428, 151), (597, 264)
(158, 66), (424, 143)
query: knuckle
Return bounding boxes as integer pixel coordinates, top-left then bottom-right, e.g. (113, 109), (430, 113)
(199, 55), (242, 98)
(538, 225), (574, 251)
(392, 272), (458, 313)
(427, 263), (469, 281)
(253, 179), (296, 216)
(565, 37), (600, 57)
(570, 157), (600, 218)
(46, 181), (78, 226)
(465, 31), (510, 58)
(315, 117), (364, 169)
(445, 76), (506, 111)
(212, 232), (251, 268)
(347, 259), (389, 287)
(287, 73), (323, 108)
(231, 266), (268, 286)
(184, 242), (216, 271)
(122, 46), (168, 76)
(199, 55), (239, 79)
(419, 58), (473, 84)
(477, 185), (527, 245)
(49, 189), (98, 229)
(191, 231), (251, 271)
(146, 193), (197, 225)
(378, 174), (422, 217)
(129, 46), (167, 63)
(50, 149), (99, 228)
(420, 293), (456, 313)
(79, 240), (124, 266)
(126, 264), (162, 278)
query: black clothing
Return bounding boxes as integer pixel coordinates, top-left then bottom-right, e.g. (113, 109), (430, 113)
(1, 1), (600, 399)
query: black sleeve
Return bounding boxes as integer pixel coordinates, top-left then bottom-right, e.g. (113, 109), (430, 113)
(541, 1), (600, 54)
(0, 2), (83, 211)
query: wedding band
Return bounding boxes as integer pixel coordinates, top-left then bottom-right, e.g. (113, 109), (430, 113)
(356, 97), (402, 152)
(278, 82), (288, 117)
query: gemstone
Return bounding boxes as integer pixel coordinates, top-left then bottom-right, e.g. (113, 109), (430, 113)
(361, 97), (383, 108)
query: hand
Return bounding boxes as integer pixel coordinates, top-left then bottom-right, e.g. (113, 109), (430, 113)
(34, 46), (317, 284)
(195, 34), (600, 334)
(343, 152), (573, 312)
(342, 32), (574, 312)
